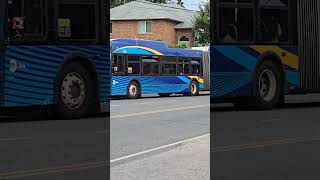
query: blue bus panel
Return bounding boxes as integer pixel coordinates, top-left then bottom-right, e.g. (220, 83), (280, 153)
(1, 45), (109, 107)
(112, 76), (205, 96)
(211, 45), (299, 98)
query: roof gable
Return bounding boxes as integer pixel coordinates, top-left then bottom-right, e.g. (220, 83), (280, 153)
(111, 0), (196, 29)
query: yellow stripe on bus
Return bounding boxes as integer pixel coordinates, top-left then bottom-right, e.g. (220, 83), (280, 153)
(115, 46), (164, 56)
(250, 45), (299, 70)
(189, 76), (204, 84)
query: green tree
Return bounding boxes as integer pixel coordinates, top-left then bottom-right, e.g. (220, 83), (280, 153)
(192, 1), (210, 46)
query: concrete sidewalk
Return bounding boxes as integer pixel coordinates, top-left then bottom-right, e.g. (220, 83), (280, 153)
(111, 135), (210, 180)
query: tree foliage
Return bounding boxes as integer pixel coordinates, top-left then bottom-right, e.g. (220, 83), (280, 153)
(192, 1), (210, 46)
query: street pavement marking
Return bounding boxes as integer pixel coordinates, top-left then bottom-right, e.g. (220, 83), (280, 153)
(0, 161), (109, 179)
(0, 137), (32, 142)
(111, 104), (209, 119)
(110, 133), (210, 164)
(212, 135), (320, 153)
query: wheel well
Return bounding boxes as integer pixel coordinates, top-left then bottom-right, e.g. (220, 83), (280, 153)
(257, 53), (284, 75)
(58, 56), (99, 103)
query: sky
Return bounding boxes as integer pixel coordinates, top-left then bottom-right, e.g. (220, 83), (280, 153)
(183, 0), (208, 11)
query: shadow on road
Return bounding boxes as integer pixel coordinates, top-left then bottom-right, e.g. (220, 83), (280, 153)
(0, 108), (109, 123)
(211, 102), (320, 112)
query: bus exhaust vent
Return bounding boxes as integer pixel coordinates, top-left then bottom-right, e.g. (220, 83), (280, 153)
(298, 0), (320, 89)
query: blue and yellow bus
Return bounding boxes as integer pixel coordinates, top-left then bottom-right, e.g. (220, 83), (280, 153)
(111, 38), (205, 99)
(211, 0), (320, 109)
(0, 0), (109, 119)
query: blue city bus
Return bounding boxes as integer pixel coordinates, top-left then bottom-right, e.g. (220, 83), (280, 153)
(0, 0), (110, 119)
(211, 0), (320, 109)
(111, 38), (205, 99)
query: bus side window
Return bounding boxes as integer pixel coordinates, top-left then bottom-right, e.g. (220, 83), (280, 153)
(191, 59), (202, 76)
(127, 55), (141, 75)
(142, 56), (159, 75)
(112, 55), (125, 74)
(161, 57), (177, 75)
(178, 58), (190, 75)
(8, 0), (43, 41)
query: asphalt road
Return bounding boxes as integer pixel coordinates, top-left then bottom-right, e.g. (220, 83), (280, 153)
(212, 94), (320, 180)
(111, 94), (210, 179)
(0, 112), (109, 180)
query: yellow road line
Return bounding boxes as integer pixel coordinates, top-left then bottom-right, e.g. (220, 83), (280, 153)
(0, 161), (109, 179)
(111, 104), (209, 119)
(212, 135), (320, 153)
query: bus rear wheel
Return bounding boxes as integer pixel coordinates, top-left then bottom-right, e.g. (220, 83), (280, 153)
(188, 80), (199, 96)
(254, 61), (283, 109)
(127, 81), (140, 99)
(54, 62), (94, 119)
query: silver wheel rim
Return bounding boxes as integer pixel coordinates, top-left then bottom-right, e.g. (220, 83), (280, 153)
(129, 84), (137, 97)
(258, 69), (277, 102)
(191, 83), (197, 94)
(61, 72), (86, 110)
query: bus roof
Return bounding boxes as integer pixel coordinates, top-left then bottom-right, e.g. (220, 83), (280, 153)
(111, 38), (203, 58)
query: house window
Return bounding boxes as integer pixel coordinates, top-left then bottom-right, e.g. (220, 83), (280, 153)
(138, 21), (152, 34)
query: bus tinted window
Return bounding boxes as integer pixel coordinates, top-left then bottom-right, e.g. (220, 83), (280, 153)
(219, 7), (254, 43)
(128, 55), (140, 75)
(142, 56), (159, 75)
(259, 0), (289, 42)
(112, 55), (125, 74)
(8, 0), (44, 40)
(178, 58), (190, 75)
(58, 3), (96, 40)
(191, 58), (202, 75)
(162, 64), (177, 75)
(162, 56), (177, 75)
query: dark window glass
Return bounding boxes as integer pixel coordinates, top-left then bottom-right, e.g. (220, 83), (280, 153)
(112, 55), (125, 74)
(191, 58), (202, 75)
(128, 62), (140, 75)
(219, 7), (254, 43)
(259, 0), (289, 42)
(8, 0), (44, 40)
(178, 58), (190, 75)
(142, 56), (159, 75)
(58, 3), (96, 40)
(162, 64), (177, 75)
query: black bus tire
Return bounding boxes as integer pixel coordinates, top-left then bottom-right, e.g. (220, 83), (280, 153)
(54, 62), (94, 119)
(127, 81), (141, 99)
(188, 80), (199, 96)
(254, 61), (283, 110)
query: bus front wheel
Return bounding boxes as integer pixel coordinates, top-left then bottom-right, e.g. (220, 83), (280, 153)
(254, 61), (283, 109)
(127, 81), (141, 99)
(54, 62), (94, 119)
